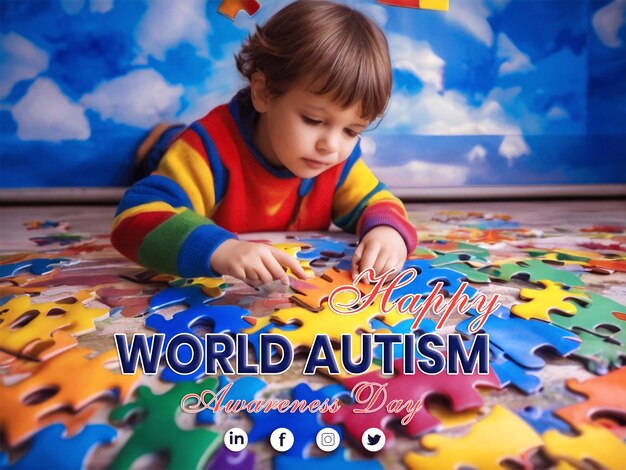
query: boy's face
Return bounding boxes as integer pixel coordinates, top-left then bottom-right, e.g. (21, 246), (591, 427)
(254, 85), (369, 179)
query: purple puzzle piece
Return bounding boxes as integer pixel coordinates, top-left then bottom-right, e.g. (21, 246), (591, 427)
(5, 424), (116, 470)
(274, 450), (383, 470)
(457, 310), (580, 369)
(206, 447), (255, 470)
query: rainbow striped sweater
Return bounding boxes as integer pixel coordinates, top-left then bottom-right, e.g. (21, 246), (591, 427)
(111, 92), (417, 277)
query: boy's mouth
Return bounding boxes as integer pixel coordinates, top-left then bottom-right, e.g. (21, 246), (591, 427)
(302, 158), (328, 170)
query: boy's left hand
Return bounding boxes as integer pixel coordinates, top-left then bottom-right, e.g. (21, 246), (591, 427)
(352, 225), (407, 280)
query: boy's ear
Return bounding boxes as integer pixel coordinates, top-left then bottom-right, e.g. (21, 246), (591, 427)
(250, 72), (271, 113)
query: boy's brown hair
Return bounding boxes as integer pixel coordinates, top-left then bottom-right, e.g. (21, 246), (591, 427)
(235, 0), (392, 122)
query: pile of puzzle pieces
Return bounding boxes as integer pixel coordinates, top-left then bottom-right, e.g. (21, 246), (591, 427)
(1, 211), (625, 468)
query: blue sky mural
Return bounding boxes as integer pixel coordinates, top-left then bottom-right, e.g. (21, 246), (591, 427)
(1, 0), (625, 188)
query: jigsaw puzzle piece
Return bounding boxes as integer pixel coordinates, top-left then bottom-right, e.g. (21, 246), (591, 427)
(487, 344), (542, 394)
(404, 405), (542, 469)
(290, 267), (372, 311)
(206, 447), (255, 470)
(196, 376), (266, 425)
(246, 383), (347, 457)
(511, 280), (591, 322)
(369, 318), (435, 362)
(217, 0), (260, 20)
(295, 237), (356, 261)
(543, 424), (626, 469)
(324, 358), (501, 445)
(480, 260), (584, 287)
(0, 347), (138, 446)
(110, 379), (221, 469)
(550, 292), (626, 346)
(96, 286), (153, 318)
(145, 303), (254, 382)
(437, 262), (492, 283)
(516, 406), (573, 435)
(148, 285), (222, 311)
(457, 311), (580, 369)
(272, 242), (314, 276)
(29, 233), (90, 246)
(0, 291), (109, 358)
(555, 367), (626, 438)
(3, 423), (116, 470)
(571, 329), (626, 374)
(274, 450), (383, 469)
(0, 257), (77, 277)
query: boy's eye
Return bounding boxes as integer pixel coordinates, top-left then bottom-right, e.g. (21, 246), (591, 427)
(344, 129), (358, 138)
(302, 115), (322, 126)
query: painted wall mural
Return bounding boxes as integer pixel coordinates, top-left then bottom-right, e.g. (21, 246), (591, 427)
(1, 0), (624, 188)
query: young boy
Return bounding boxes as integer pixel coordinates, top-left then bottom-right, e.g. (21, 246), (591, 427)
(111, 0), (417, 287)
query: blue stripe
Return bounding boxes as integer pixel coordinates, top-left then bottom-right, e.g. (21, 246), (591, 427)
(298, 178), (315, 197)
(335, 139), (362, 190)
(333, 181), (387, 232)
(190, 122), (228, 203)
(115, 175), (193, 216)
(177, 223), (237, 277)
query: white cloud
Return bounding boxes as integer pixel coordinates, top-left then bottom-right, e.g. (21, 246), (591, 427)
(1, 33), (49, 99)
(388, 33), (445, 92)
(497, 33), (534, 76)
(446, 0), (494, 47)
(382, 88), (521, 135)
(135, 0), (211, 61)
(360, 135), (377, 158)
(499, 135), (530, 165)
(12, 78), (90, 141)
(81, 69), (184, 128)
(592, 0), (626, 48)
(372, 160), (468, 187)
(547, 105), (569, 120)
(61, 0), (114, 14)
(466, 145), (487, 163)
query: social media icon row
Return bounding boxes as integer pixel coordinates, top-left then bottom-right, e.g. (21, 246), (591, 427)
(224, 427), (385, 453)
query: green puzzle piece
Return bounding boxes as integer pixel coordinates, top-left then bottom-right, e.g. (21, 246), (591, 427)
(550, 293), (626, 346)
(573, 329), (626, 374)
(441, 262), (492, 283)
(480, 260), (584, 287)
(109, 379), (221, 470)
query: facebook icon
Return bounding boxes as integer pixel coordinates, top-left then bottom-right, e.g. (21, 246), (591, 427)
(270, 428), (294, 452)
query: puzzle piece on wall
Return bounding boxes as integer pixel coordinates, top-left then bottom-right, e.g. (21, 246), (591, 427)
(0, 347), (138, 446)
(404, 406), (542, 469)
(109, 379), (221, 469)
(3, 423), (116, 470)
(323, 357), (501, 445)
(543, 424), (626, 469)
(217, 0), (260, 20)
(511, 280), (591, 322)
(0, 291), (109, 358)
(555, 367), (626, 438)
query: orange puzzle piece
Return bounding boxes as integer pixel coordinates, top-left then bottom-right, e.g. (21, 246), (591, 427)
(217, 0), (260, 20)
(0, 347), (139, 446)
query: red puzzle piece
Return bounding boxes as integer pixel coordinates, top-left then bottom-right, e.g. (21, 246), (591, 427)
(217, 0), (260, 20)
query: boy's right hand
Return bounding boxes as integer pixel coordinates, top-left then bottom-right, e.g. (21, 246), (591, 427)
(210, 239), (308, 287)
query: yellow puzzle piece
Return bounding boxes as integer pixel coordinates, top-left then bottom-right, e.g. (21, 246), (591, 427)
(404, 405), (543, 469)
(511, 280), (591, 322)
(543, 424), (626, 469)
(0, 291), (109, 358)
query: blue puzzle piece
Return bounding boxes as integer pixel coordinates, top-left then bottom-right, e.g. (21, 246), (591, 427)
(369, 318), (436, 361)
(486, 343), (542, 394)
(247, 383), (348, 457)
(5, 424), (116, 470)
(246, 322), (299, 361)
(296, 237), (356, 261)
(148, 285), (219, 311)
(516, 406), (573, 434)
(385, 259), (477, 305)
(206, 447), (255, 470)
(274, 450), (383, 470)
(197, 376), (267, 425)
(146, 303), (253, 382)
(457, 310), (580, 369)
(0, 257), (76, 277)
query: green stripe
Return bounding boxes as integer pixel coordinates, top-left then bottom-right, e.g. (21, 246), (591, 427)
(334, 182), (387, 232)
(138, 209), (211, 275)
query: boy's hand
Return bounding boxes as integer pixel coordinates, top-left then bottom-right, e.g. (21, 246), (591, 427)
(210, 239), (308, 287)
(352, 226), (407, 280)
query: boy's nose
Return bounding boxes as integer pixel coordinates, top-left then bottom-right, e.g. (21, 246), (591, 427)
(317, 132), (339, 155)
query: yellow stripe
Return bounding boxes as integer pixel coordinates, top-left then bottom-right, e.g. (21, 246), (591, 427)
(420, 0), (449, 11)
(154, 139), (216, 216)
(333, 159), (402, 219)
(112, 202), (186, 231)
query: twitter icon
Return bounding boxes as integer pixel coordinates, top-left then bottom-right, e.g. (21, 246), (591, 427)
(361, 427), (386, 452)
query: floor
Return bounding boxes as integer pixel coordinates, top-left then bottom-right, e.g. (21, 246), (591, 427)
(1, 199), (625, 469)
